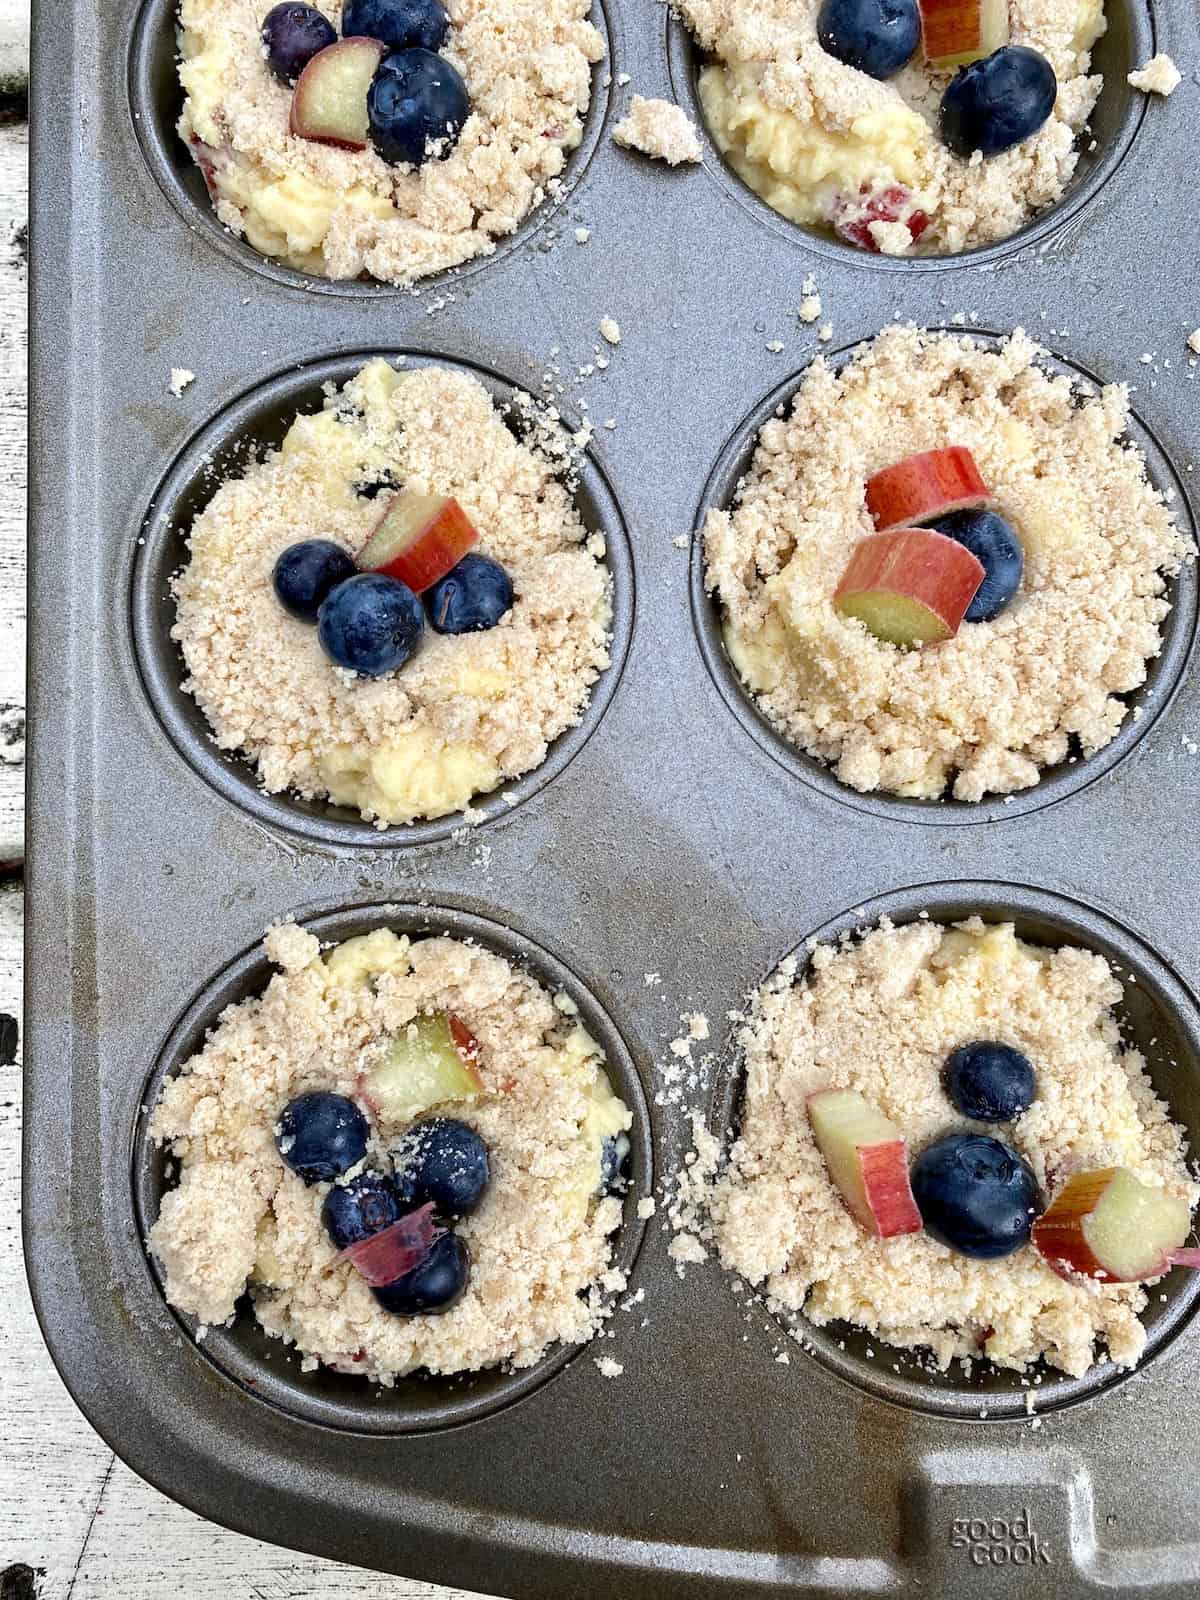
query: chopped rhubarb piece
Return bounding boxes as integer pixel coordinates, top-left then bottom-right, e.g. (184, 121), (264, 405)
(357, 490), (479, 594)
(833, 185), (930, 253)
(865, 446), (990, 532)
(289, 37), (386, 150)
(807, 1088), (923, 1237)
(918, 0), (1009, 69)
(358, 1012), (484, 1125)
(834, 527), (985, 646)
(448, 1014), (481, 1062)
(339, 1203), (441, 1287)
(1032, 1167), (1192, 1284)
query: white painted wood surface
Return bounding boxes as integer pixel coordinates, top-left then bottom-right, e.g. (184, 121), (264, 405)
(0, 4), (492, 1588)
(0, 111), (25, 867)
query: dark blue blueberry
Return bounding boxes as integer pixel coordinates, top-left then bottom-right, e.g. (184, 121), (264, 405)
(343, 0), (448, 52)
(393, 1118), (490, 1217)
(276, 1092), (369, 1185)
(316, 572), (424, 676)
(372, 1230), (470, 1314)
(321, 1171), (401, 1249)
(599, 1132), (631, 1192)
(928, 509), (1024, 622)
(261, 3), (337, 84)
(367, 48), (471, 167)
(911, 1133), (1043, 1260)
(272, 539), (357, 623)
(940, 46), (1057, 159)
(426, 553), (513, 635)
(943, 1041), (1037, 1123)
(816, 0), (919, 80)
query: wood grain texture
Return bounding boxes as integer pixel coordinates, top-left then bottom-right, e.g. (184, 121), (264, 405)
(2, 6), (490, 1587)
(0, 116), (26, 866)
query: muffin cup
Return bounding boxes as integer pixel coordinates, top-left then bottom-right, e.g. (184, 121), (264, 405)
(132, 901), (654, 1433)
(690, 328), (1198, 825)
(665, 0), (1155, 268)
(705, 880), (1200, 1418)
(131, 348), (634, 847)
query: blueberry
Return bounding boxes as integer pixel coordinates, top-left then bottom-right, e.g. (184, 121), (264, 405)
(261, 3), (337, 84)
(272, 539), (357, 623)
(426, 553), (513, 635)
(599, 1132), (631, 1192)
(392, 1118), (490, 1217)
(911, 1133), (1043, 1260)
(816, 0), (919, 80)
(316, 573), (424, 676)
(367, 48), (471, 167)
(928, 509), (1024, 622)
(940, 46), (1057, 160)
(321, 1171), (401, 1249)
(373, 1230), (470, 1314)
(943, 1041), (1037, 1123)
(342, 0), (448, 52)
(276, 1092), (369, 1185)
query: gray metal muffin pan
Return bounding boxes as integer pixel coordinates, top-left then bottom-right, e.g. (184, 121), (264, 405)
(24, 0), (1200, 1588)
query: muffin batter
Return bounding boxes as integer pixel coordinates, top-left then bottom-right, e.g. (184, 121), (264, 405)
(173, 358), (612, 825)
(179, 0), (603, 282)
(704, 326), (1188, 802)
(678, 0), (1106, 252)
(703, 916), (1197, 1377)
(150, 923), (632, 1378)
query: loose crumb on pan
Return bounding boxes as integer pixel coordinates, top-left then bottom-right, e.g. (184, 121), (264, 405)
(1187, 329), (1200, 357)
(612, 95), (703, 165)
(799, 294), (822, 324)
(1127, 54), (1182, 95)
(172, 359), (612, 827)
(148, 924), (632, 1380)
(594, 1355), (624, 1377)
(168, 367), (195, 396)
(680, 916), (1197, 1378)
(703, 325), (1189, 803)
(599, 317), (622, 345)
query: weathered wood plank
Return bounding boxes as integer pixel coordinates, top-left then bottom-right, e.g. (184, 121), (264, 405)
(0, 114), (27, 867)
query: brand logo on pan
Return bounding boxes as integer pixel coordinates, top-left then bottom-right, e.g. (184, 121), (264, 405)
(949, 1508), (1052, 1566)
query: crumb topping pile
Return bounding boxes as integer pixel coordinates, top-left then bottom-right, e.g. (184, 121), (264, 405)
(704, 326), (1188, 802)
(172, 358), (612, 826)
(613, 95), (704, 166)
(678, 0), (1105, 252)
(178, 0), (603, 283)
(701, 917), (1197, 1378)
(150, 925), (631, 1379)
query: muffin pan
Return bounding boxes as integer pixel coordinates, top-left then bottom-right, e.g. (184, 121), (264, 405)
(24, 0), (1200, 1592)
